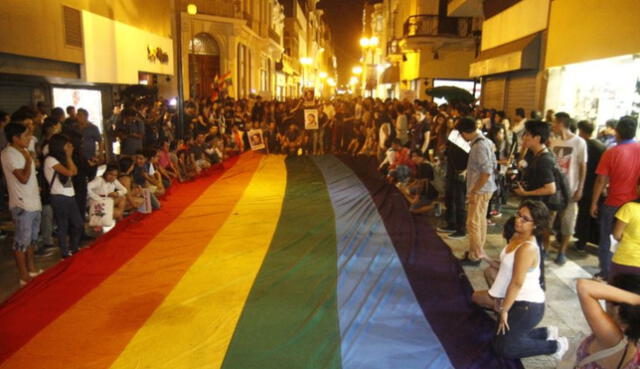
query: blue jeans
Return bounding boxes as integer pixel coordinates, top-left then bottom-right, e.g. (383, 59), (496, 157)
(492, 301), (557, 359)
(598, 204), (619, 278)
(50, 195), (84, 257)
(10, 207), (41, 252)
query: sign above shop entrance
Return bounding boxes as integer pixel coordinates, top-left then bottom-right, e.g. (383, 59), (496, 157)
(147, 46), (169, 64)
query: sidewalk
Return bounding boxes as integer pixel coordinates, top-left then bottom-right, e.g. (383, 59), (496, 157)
(438, 202), (598, 369)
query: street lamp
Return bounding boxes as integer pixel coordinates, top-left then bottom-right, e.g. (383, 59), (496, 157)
(300, 57), (312, 95)
(352, 66), (363, 75)
(319, 71), (328, 79)
(187, 3), (198, 15)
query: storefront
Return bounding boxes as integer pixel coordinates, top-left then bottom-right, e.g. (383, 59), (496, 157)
(470, 33), (543, 117)
(545, 54), (640, 132)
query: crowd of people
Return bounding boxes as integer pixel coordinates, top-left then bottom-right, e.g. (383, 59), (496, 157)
(1, 91), (640, 368)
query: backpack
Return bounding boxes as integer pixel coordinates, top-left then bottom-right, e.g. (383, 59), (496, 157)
(547, 157), (570, 212)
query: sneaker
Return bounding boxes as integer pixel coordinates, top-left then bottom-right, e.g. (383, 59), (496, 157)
(459, 256), (481, 267)
(487, 219), (496, 226)
(553, 336), (569, 360)
(437, 226), (456, 234)
(554, 253), (567, 266)
(546, 326), (559, 341)
(447, 231), (467, 239)
(0, 230), (8, 239)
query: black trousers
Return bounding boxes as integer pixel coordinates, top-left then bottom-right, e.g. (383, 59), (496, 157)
(444, 174), (466, 233)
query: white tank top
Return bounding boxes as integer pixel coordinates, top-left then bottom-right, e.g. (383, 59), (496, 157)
(488, 239), (545, 303)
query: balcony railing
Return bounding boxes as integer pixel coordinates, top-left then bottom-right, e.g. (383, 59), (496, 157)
(403, 14), (473, 38)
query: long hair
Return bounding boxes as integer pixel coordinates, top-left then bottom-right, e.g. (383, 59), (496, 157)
(46, 134), (70, 183)
(519, 199), (550, 290)
(611, 273), (640, 343)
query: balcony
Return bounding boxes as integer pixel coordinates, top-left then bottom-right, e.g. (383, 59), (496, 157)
(447, 0), (484, 17)
(269, 28), (282, 45)
(401, 14), (475, 51)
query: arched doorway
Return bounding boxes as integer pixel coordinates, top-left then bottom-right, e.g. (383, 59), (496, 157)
(188, 33), (221, 99)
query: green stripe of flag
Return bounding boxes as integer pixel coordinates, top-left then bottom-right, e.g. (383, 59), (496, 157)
(221, 156), (343, 369)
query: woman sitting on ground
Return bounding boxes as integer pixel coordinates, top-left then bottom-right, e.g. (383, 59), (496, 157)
(573, 275), (640, 368)
(87, 164), (127, 221)
(472, 200), (568, 360)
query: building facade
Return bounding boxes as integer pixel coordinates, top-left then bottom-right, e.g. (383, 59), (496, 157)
(280, 0), (337, 98)
(178, 0), (285, 100)
(374, 0), (481, 100)
(0, 0), (175, 128)
(544, 0), (640, 133)
(466, 0), (548, 117)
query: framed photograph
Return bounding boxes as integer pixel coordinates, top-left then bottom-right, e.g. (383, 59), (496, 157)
(304, 109), (319, 130)
(248, 129), (265, 151)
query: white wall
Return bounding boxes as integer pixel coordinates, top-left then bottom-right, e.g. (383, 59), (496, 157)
(481, 0), (549, 51)
(83, 11), (174, 85)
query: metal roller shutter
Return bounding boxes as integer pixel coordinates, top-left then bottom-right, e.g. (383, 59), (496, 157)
(505, 71), (537, 118)
(481, 76), (506, 110)
(0, 85), (33, 114)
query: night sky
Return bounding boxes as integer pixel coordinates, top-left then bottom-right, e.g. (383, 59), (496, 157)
(318, 0), (366, 85)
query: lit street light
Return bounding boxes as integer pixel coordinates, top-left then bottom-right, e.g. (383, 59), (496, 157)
(352, 66), (363, 75)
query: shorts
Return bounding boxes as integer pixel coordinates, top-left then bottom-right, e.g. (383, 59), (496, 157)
(558, 201), (578, 237)
(10, 207), (41, 252)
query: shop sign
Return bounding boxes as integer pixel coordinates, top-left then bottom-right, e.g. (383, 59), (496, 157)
(147, 46), (169, 64)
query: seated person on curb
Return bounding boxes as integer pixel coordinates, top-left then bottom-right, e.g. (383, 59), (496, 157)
(157, 140), (180, 183)
(472, 200), (568, 360)
(572, 275), (640, 369)
(134, 150), (165, 199)
(87, 164), (127, 221)
(190, 133), (211, 174)
(380, 139), (413, 184)
(117, 157), (145, 212)
(282, 123), (303, 155)
(398, 150), (438, 214)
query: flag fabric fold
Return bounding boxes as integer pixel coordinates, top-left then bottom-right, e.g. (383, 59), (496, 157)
(0, 153), (522, 369)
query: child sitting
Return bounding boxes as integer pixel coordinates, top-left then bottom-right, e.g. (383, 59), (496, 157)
(87, 164), (127, 221)
(117, 157), (145, 212)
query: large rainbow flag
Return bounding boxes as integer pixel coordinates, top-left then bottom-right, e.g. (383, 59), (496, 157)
(0, 153), (523, 369)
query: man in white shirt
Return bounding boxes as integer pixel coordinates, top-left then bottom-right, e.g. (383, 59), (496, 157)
(1, 123), (42, 285)
(550, 112), (587, 265)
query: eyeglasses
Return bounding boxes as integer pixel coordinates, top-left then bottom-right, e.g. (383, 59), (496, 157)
(515, 213), (534, 223)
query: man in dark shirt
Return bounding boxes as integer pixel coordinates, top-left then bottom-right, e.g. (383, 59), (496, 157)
(439, 114), (469, 239)
(575, 120), (605, 251)
(514, 120), (557, 253)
